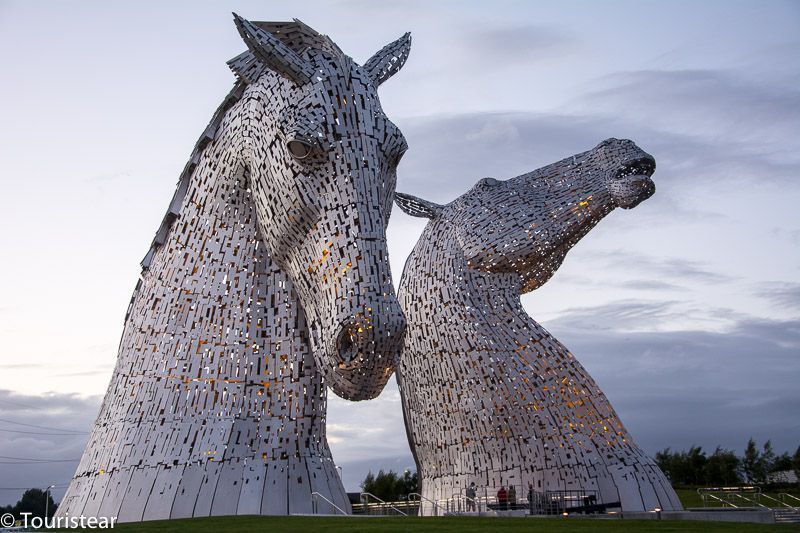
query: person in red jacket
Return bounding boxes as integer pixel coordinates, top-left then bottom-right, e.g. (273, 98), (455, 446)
(497, 486), (508, 510)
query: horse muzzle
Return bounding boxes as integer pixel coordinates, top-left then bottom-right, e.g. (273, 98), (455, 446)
(325, 297), (406, 400)
(609, 155), (656, 209)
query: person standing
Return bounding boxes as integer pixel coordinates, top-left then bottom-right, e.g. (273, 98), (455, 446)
(497, 486), (508, 511)
(466, 482), (477, 512)
(527, 483), (535, 515)
(508, 485), (517, 510)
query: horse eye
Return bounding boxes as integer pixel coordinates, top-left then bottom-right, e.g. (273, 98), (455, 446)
(287, 140), (313, 160)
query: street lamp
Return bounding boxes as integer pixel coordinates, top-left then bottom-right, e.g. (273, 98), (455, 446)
(43, 485), (55, 519)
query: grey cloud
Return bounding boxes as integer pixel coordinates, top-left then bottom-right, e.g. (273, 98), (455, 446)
(1, 363), (43, 370)
(327, 380), (410, 459)
(559, 249), (734, 292)
(585, 69), (800, 139)
(577, 68), (800, 182)
(398, 111), (620, 203)
(546, 298), (750, 334)
(465, 24), (575, 64)
(0, 390), (99, 506)
(397, 108), (793, 218)
(757, 281), (800, 311)
(54, 367), (113, 378)
(397, 63), (799, 212)
(587, 250), (734, 284)
(542, 307), (800, 455)
(545, 299), (682, 332)
(618, 279), (688, 292)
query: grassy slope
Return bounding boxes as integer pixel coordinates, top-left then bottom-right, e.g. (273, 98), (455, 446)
(100, 515), (800, 533)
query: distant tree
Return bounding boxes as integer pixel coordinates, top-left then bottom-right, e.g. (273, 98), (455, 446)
(703, 447), (741, 486)
(659, 440), (795, 487)
(685, 446), (707, 485)
(361, 469), (419, 501)
(4, 488), (56, 520)
(361, 469), (399, 501)
(792, 445), (800, 479)
(760, 440), (776, 477)
(742, 438), (760, 483)
(655, 446), (709, 485)
(655, 448), (674, 481)
(361, 471), (376, 491)
(397, 469), (419, 496)
(772, 452), (793, 473)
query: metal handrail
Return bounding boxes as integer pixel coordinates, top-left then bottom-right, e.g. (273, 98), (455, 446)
(729, 492), (768, 508)
(448, 493), (495, 514)
(462, 494), (481, 513)
(759, 493), (797, 510)
(311, 491), (349, 516)
(407, 492), (450, 516)
(696, 487), (765, 508)
(360, 492), (408, 516)
(779, 493), (800, 508)
(698, 486), (760, 494)
(701, 492), (738, 508)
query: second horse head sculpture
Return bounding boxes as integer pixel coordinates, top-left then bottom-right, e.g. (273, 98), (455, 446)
(394, 139), (681, 512)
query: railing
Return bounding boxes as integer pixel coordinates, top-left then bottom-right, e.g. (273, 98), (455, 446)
(455, 484), (532, 514)
(729, 492), (768, 508)
(698, 486), (760, 508)
(758, 493), (796, 510)
(359, 492), (408, 516)
(779, 494), (800, 508)
(408, 492), (450, 516)
(447, 494), (484, 514)
(441, 487), (603, 515)
(702, 492), (738, 508)
(310, 492), (349, 516)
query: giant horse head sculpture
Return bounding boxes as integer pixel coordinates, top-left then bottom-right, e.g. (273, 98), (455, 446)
(391, 139), (676, 513)
(395, 138), (655, 292)
(230, 15), (410, 399)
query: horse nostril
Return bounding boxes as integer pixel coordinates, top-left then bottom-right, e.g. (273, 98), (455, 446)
(336, 330), (359, 365)
(610, 175), (656, 209)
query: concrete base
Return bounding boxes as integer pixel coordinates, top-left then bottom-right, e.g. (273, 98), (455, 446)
(599, 508), (775, 524)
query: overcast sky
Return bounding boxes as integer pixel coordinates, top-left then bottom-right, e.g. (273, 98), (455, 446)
(0, 0), (798, 505)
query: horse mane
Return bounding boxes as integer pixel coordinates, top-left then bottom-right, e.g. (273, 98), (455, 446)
(255, 20), (344, 58)
(139, 19), (339, 277)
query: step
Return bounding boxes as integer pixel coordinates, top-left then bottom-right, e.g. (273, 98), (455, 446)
(773, 509), (800, 523)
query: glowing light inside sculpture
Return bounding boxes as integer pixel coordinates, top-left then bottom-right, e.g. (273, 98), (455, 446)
(57, 15), (410, 521)
(394, 139), (683, 513)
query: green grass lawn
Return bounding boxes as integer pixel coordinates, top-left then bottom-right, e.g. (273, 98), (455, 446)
(91, 515), (799, 533)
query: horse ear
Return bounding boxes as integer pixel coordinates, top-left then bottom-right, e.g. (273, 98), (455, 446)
(395, 192), (443, 219)
(231, 13), (315, 85)
(363, 33), (411, 87)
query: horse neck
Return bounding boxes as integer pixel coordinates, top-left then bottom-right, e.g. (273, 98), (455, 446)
(400, 221), (531, 341)
(123, 100), (326, 432)
(400, 218), (636, 448)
